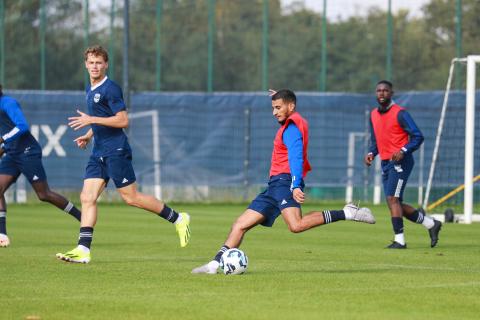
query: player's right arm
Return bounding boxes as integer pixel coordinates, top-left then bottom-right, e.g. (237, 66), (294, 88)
(74, 128), (93, 149)
(365, 118), (377, 166)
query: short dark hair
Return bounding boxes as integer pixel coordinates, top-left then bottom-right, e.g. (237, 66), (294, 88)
(84, 45), (109, 62)
(271, 89), (296, 104)
(376, 80), (393, 89)
(0, 84), (3, 97)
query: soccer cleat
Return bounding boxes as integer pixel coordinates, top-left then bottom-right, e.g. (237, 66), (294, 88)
(56, 247), (91, 263)
(428, 220), (442, 248)
(191, 261), (219, 274)
(0, 233), (10, 247)
(343, 204), (376, 224)
(175, 212), (191, 248)
(386, 241), (407, 249)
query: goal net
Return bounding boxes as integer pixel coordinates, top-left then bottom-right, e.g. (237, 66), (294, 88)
(423, 56), (480, 224)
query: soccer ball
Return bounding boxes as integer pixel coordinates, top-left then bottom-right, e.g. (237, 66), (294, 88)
(220, 248), (248, 275)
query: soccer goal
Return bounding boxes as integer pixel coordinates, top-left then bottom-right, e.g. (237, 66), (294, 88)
(423, 55), (480, 224)
(129, 110), (162, 200)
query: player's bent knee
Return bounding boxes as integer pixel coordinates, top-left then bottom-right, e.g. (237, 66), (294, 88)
(231, 221), (248, 234)
(36, 191), (49, 202)
(287, 223), (304, 234)
(386, 196), (400, 204)
(120, 194), (139, 207)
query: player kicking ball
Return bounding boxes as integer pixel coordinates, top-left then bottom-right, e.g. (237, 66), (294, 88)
(56, 46), (190, 263)
(192, 89), (375, 274)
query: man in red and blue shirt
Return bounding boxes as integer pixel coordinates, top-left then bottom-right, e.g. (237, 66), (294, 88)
(365, 80), (442, 249)
(192, 89), (376, 274)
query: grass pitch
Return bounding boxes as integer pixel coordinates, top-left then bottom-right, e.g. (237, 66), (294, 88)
(1, 202), (480, 320)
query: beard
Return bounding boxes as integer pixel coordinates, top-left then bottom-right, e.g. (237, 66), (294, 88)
(378, 97), (391, 108)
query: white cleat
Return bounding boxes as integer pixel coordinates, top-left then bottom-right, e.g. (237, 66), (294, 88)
(344, 204), (376, 224)
(0, 233), (10, 247)
(192, 260), (219, 274)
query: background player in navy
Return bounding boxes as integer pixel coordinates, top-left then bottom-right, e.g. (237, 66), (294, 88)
(192, 89), (376, 274)
(365, 80), (442, 249)
(56, 46), (190, 263)
(0, 85), (81, 247)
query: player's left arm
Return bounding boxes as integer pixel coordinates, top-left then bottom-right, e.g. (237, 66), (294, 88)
(0, 98), (29, 146)
(283, 123), (305, 203)
(392, 110), (424, 161)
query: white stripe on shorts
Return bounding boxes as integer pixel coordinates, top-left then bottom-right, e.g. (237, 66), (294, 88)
(394, 179), (404, 198)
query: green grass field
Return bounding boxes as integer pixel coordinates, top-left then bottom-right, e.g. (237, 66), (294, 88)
(1, 202), (480, 320)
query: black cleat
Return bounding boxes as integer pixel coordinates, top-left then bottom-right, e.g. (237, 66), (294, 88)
(386, 241), (407, 249)
(428, 220), (442, 248)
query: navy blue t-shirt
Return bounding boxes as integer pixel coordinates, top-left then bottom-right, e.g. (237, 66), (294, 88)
(86, 77), (131, 157)
(0, 95), (42, 155)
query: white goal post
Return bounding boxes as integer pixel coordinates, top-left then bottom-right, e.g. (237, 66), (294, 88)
(423, 55), (480, 224)
(129, 110), (162, 200)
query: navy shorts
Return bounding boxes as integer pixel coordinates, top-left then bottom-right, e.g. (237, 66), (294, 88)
(248, 173), (302, 227)
(84, 152), (136, 188)
(0, 152), (47, 183)
(381, 154), (414, 202)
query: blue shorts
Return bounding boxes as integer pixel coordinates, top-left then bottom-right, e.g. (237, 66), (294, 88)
(0, 152), (47, 183)
(381, 154), (414, 202)
(248, 173), (302, 227)
(84, 152), (136, 188)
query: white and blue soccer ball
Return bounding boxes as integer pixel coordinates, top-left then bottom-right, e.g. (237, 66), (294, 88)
(220, 248), (248, 275)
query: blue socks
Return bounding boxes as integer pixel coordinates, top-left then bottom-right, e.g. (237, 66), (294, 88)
(322, 210), (346, 224)
(78, 227), (94, 249)
(159, 204), (179, 223)
(0, 211), (5, 234)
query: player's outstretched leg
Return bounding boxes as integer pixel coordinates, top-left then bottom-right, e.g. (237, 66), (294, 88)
(117, 184), (191, 248)
(31, 181), (82, 221)
(343, 204), (376, 224)
(193, 210), (264, 274)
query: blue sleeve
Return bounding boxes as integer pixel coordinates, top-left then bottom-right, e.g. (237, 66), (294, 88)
(282, 123), (303, 189)
(397, 110), (424, 154)
(107, 83), (127, 114)
(0, 98), (29, 143)
(368, 118), (378, 156)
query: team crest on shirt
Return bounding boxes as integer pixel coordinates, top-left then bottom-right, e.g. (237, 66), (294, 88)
(94, 93), (101, 103)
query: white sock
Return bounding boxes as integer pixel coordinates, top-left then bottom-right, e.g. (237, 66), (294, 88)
(77, 245), (90, 253)
(422, 216), (435, 229)
(394, 233), (405, 245)
(343, 208), (353, 220)
(174, 214), (183, 225)
(208, 260), (220, 270)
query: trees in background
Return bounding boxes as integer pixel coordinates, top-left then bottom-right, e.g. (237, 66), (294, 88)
(1, 0), (478, 92)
